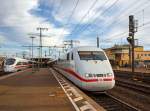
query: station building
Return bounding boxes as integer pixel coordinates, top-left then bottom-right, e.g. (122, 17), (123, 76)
(105, 44), (150, 67)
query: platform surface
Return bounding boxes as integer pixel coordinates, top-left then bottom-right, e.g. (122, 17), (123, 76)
(0, 68), (75, 111)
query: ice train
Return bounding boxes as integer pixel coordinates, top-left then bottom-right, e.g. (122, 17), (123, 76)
(4, 57), (32, 72)
(56, 46), (115, 91)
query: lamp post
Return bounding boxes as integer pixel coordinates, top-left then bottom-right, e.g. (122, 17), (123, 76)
(37, 47), (40, 70)
(30, 36), (36, 60)
(30, 36), (36, 72)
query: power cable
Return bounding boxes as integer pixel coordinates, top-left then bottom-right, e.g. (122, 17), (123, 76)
(103, 20), (150, 42)
(70, 0), (111, 35)
(92, 0), (150, 35)
(65, 0), (79, 27)
(93, 0), (143, 33)
(60, 0), (80, 37)
(73, 0), (120, 35)
(71, 0), (99, 34)
(54, 0), (63, 14)
(87, 0), (150, 44)
(106, 0), (150, 28)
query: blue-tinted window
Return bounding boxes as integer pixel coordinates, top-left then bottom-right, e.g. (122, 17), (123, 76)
(78, 51), (107, 60)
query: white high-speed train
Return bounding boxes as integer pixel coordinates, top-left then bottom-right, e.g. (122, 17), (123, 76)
(4, 57), (31, 72)
(56, 46), (115, 91)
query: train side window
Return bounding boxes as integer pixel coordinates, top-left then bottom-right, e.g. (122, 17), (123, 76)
(23, 62), (27, 65)
(16, 62), (22, 65)
(5, 58), (16, 65)
(71, 53), (73, 60)
(67, 53), (69, 60)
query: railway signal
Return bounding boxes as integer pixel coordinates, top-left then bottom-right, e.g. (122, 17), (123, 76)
(127, 36), (132, 45)
(127, 15), (138, 74)
(97, 37), (100, 48)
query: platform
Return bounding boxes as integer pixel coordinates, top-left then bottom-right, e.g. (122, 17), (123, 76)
(0, 68), (76, 111)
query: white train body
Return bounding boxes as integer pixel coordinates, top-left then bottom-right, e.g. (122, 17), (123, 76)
(4, 57), (30, 72)
(57, 46), (115, 91)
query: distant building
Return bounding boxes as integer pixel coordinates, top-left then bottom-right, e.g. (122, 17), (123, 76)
(0, 57), (5, 71)
(105, 44), (150, 67)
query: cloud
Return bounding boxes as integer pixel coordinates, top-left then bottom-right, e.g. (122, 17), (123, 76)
(0, 34), (6, 44)
(53, 0), (150, 50)
(0, 0), (150, 57)
(92, 0), (150, 50)
(53, 0), (120, 24)
(0, 0), (70, 56)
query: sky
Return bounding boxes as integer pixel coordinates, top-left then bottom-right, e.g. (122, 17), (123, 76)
(0, 0), (150, 58)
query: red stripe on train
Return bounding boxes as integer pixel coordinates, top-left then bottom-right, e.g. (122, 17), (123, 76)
(60, 68), (98, 82)
(59, 67), (114, 82)
(15, 65), (29, 69)
(103, 78), (113, 81)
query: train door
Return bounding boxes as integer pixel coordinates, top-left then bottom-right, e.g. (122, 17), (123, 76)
(68, 52), (74, 82)
(74, 50), (83, 88)
(66, 53), (70, 67)
(70, 52), (75, 70)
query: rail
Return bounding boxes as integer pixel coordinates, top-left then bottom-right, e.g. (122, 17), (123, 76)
(87, 92), (139, 111)
(114, 70), (150, 84)
(116, 79), (150, 96)
(53, 66), (140, 111)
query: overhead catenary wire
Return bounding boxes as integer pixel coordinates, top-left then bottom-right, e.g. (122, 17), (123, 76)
(59, 0), (80, 37)
(91, 0), (146, 34)
(50, 0), (55, 10)
(65, 0), (80, 26)
(54, 0), (63, 14)
(93, 0), (150, 35)
(72, 0), (120, 35)
(71, 0), (99, 34)
(89, 0), (150, 43)
(71, 0), (112, 35)
(99, 20), (150, 43)
(102, 20), (150, 42)
(74, 0), (150, 41)
(99, 29), (149, 47)
(56, 0), (150, 36)
(105, 15), (150, 41)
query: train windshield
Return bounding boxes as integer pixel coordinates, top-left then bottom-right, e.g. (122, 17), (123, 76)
(78, 51), (107, 60)
(5, 58), (16, 65)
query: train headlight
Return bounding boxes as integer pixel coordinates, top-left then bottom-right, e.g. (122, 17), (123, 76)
(85, 73), (93, 77)
(85, 74), (89, 77)
(107, 73), (112, 77)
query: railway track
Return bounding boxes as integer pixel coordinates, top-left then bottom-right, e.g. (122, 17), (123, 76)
(114, 70), (150, 84)
(53, 67), (140, 111)
(87, 92), (139, 111)
(116, 79), (150, 96)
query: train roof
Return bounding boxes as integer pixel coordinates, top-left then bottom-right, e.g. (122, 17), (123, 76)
(70, 46), (104, 52)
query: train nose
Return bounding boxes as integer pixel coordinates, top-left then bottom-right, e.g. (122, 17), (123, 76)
(83, 80), (115, 91)
(4, 65), (15, 72)
(79, 68), (115, 91)
(101, 79), (115, 90)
